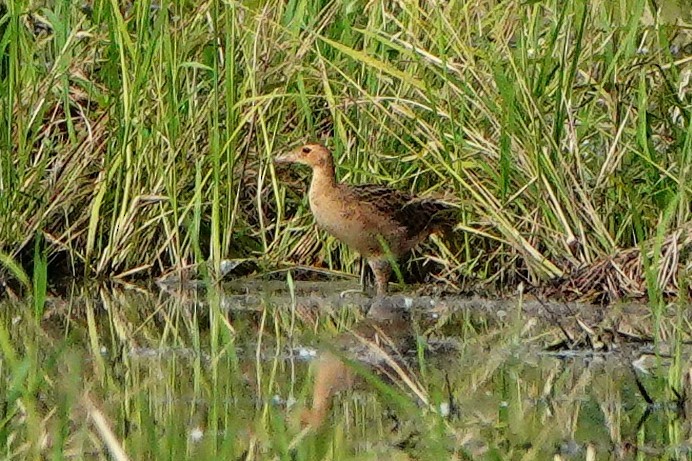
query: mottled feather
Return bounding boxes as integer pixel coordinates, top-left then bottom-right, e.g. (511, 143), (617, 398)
(350, 184), (457, 238)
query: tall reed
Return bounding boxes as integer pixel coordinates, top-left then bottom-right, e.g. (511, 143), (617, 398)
(0, 0), (688, 297)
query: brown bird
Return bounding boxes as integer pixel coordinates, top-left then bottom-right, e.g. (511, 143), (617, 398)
(275, 143), (457, 295)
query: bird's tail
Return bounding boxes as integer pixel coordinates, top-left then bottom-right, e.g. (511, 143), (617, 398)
(427, 200), (459, 236)
(402, 198), (460, 240)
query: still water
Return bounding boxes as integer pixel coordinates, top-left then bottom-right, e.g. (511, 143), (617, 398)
(1, 281), (690, 460)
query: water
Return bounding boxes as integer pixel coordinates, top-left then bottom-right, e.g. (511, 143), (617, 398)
(1, 281), (690, 460)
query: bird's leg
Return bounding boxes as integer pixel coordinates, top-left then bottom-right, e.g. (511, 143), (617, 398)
(368, 258), (392, 297)
(359, 257), (367, 292)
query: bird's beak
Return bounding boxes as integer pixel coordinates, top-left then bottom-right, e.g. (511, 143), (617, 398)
(274, 151), (299, 164)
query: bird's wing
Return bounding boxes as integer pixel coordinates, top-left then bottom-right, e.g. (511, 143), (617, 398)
(349, 184), (412, 216)
(350, 184), (457, 238)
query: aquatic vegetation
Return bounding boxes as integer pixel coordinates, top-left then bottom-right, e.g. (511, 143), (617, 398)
(1, 284), (690, 460)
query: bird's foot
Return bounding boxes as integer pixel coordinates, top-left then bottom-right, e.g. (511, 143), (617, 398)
(339, 288), (368, 298)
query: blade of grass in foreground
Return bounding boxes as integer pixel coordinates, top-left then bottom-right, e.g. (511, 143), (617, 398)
(0, 252), (30, 291)
(32, 233), (47, 318)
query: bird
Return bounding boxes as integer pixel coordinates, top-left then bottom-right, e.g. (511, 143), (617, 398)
(274, 143), (457, 296)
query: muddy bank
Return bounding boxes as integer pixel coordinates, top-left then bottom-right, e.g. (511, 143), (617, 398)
(150, 279), (692, 352)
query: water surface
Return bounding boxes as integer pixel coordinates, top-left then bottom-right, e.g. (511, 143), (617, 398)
(1, 281), (690, 460)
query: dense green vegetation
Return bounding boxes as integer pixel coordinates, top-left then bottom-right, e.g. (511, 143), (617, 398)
(0, 1), (690, 296)
(1, 1), (691, 458)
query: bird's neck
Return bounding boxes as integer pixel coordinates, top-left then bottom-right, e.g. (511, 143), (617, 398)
(310, 163), (337, 193)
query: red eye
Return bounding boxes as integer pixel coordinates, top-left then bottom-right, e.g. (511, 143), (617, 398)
(302, 147), (311, 153)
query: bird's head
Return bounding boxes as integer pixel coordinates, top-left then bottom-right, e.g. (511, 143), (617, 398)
(274, 144), (333, 169)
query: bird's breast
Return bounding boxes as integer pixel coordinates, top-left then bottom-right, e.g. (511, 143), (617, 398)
(309, 192), (356, 234)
